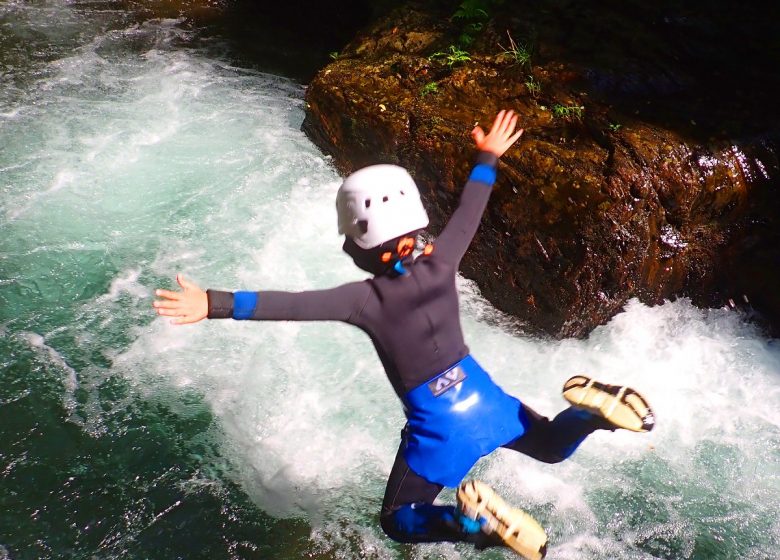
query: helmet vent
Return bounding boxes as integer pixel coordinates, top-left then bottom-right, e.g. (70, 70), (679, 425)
(336, 163), (428, 248)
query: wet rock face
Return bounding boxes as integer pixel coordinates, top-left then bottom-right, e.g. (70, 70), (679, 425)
(303, 0), (780, 337)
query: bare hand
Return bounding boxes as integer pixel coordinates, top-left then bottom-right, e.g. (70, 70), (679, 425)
(471, 109), (524, 157)
(152, 274), (208, 325)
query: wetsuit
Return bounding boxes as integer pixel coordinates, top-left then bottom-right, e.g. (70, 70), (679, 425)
(206, 151), (605, 545)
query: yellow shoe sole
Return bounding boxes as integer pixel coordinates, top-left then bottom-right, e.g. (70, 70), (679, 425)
(562, 375), (655, 432)
(457, 480), (548, 560)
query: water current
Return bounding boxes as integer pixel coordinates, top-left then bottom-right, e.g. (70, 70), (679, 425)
(1, 3), (779, 559)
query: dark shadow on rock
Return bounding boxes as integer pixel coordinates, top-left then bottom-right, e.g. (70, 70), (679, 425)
(181, 0), (392, 82)
(301, 0), (780, 338)
(496, 0), (780, 143)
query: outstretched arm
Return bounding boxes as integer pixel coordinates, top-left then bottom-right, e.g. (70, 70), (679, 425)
(434, 110), (523, 267)
(153, 274), (371, 324)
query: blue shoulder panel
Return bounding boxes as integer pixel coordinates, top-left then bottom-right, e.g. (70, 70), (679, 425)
(468, 164), (497, 186)
(233, 291), (258, 320)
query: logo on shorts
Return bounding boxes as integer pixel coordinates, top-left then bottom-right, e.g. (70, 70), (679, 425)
(428, 366), (466, 396)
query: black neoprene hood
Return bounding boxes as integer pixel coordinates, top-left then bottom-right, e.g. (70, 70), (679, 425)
(342, 234), (419, 277)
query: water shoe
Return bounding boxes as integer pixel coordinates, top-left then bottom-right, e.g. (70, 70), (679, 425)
(457, 480), (548, 559)
(562, 375), (655, 432)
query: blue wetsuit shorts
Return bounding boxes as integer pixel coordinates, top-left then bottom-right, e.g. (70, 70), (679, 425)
(402, 355), (526, 487)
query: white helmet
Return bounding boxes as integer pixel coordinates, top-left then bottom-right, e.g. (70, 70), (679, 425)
(336, 164), (429, 249)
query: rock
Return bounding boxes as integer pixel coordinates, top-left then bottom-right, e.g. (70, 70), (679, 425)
(303, 1), (780, 338)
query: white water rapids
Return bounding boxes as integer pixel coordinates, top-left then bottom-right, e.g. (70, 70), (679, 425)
(1, 5), (778, 559)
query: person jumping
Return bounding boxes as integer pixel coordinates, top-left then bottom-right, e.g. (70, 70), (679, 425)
(153, 109), (655, 558)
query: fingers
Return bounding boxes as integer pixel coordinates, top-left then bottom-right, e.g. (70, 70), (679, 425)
(154, 303), (190, 317)
(155, 288), (182, 301)
(153, 274), (207, 325)
(177, 274), (200, 292)
(471, 126), (486, 147)
(154, 304), (199, 324)
(489, 109), (507, 135)
(476, 110), (523, 157)
(152, 299), (180, 310)
(507, 113), (519, 136)
(487, 110), (519, 141)
(498, 111), (518, 138)
(507, 127), (524, 146)
(154, 306), (180, 317)
(156, 273), (202, 300)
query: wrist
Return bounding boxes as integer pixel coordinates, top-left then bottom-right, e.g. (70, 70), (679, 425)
(469, 156), (498, 186)
(475, 151), (499, 167)
(206, 290), (233, 319)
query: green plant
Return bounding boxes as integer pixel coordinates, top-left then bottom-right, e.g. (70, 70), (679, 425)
(452, 0), (490, 22)
(498, 31), (531, 67)
(608, 122), (622, 131)
(420, 82), (439, 96)
(458, 32), (474, 47)
(524, 76), (541, 98)
(328, 51), (339, 60)
(429, 46), (472, 67)
(451, 0), (494, 47)
(552, 104), (585, 120)
(458, 22), (483, 47)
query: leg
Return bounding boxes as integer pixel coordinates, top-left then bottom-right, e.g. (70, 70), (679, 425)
(503, 403), (607, 463)
(380, 440), (481, 544)
(380, 437), (548, 556)
(505, 373), (656, 462)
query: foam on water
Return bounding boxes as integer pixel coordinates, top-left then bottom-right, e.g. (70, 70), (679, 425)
(2, 8), (779, 559)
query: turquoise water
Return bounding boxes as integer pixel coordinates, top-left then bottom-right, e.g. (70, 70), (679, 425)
(1, 3), (779, 559)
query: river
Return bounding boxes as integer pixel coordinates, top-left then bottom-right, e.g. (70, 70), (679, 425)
(1, 2), (778, 559)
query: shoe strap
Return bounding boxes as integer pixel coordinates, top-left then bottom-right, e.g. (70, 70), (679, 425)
(454, 510), (483, 534)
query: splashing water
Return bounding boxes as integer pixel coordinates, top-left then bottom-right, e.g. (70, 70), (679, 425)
(1, 4), (778, 559)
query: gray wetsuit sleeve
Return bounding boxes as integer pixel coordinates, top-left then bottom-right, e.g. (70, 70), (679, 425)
(433, 151), (499, 267)
(206, 281), (372, 323)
